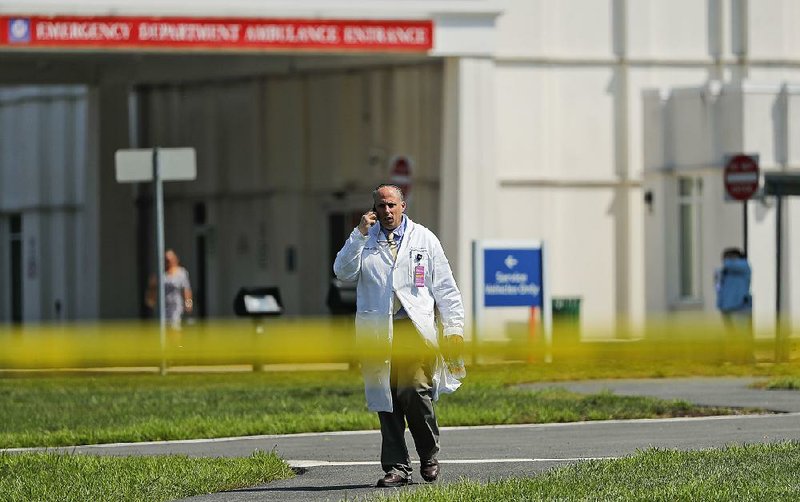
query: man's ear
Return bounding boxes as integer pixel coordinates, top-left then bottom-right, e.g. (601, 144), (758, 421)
(401, 201), (407, 212)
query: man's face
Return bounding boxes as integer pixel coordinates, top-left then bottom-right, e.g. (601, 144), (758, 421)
(374, 187), (405, 230)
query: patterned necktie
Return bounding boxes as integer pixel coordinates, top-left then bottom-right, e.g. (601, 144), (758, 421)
(388, 231), (398, 261)
(388, 231), (401, 314)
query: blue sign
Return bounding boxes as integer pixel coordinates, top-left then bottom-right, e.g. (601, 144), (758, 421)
(483, 248), (542, 307)
(8, 19), (31, 44)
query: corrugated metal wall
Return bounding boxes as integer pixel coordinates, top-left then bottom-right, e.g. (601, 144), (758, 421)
(137, 61), (444, 316)
(0, 86), (96, 322)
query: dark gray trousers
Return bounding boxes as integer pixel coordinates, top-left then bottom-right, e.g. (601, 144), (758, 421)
(377, 318), (440, 478)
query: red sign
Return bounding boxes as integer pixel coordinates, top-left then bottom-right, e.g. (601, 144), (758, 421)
(0, 15), (433, 53)
(389, 155), (413, 199)
(724, 154), (760, 201)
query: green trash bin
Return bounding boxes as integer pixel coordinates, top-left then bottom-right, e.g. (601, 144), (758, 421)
(552, 297), (581, 352)
(552, 297), (581, 319)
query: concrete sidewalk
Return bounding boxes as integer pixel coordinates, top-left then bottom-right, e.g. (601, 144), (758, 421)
(519, 376), (800, 413)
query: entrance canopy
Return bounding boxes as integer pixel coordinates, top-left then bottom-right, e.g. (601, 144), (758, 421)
(1, 16), (434, 53)
(0, 0), (499, 58)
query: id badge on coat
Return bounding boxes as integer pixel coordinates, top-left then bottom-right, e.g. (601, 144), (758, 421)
(414, 265), (425, 287)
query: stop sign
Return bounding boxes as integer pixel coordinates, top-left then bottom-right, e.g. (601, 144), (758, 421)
(724, 154), (759, 201)
(388, 155), (413, 198)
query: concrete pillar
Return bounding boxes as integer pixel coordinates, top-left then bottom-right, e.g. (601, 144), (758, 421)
(612, 0), (633, 327)
(440, 56), (496, 334)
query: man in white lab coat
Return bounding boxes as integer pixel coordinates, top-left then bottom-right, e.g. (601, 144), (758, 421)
(333, 184), (465, 487)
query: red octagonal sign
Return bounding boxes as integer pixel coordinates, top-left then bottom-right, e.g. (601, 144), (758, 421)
(388, 155), (413, 199)
(724, 154), (759, 201)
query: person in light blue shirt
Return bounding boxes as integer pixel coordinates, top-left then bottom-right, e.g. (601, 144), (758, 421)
(715, 248), (751, 313)
(714, 248), (752, 362)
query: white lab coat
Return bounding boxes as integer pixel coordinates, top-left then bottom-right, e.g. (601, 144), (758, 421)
(333, 216), (465, 412)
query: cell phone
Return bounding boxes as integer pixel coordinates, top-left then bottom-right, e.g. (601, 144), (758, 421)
(370, 206), (378, 225)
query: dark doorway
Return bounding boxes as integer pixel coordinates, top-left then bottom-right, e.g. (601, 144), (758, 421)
(326, 210), (362, 315)
(327, 211), (363, 276)
(194, 202), (208, 319)
(9, 214), (22, 323)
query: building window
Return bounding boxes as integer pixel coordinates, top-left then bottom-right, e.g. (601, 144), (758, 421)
(677, 177), (702, 299)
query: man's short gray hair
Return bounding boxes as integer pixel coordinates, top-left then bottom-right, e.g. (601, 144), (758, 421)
(372, 184), (405, 202)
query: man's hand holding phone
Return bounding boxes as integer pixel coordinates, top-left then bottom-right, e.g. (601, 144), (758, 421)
(358, 209), (378, 235)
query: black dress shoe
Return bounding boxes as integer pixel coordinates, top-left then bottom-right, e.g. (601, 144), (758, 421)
(420, 460), (440, 482)
(377, 473), (410, 487)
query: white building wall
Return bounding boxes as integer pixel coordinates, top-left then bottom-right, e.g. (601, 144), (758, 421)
(747, 0), (800, 61)
(493, 65), (620, 327)
(643, 82), (800, 337)
(485, 0), (800, 338)
(495, 0), (614, 58)
(627, 0), (715, 60)
(440, 56), (497, 336)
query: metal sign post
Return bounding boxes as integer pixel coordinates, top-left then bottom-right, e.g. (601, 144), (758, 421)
(763, 172), (800, 362)
(115, 147), (197, 374)
(153, 148), (167, 374)
(776, 194), (783, 362)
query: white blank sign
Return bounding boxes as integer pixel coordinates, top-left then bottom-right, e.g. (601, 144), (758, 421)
(115, 148), (197, 183)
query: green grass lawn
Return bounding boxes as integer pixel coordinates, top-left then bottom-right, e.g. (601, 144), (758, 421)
(0, 361), (772, 448)
(1, 359), (795, 500)
(0, 450), (293, 502)
(376, 441), (800, 501)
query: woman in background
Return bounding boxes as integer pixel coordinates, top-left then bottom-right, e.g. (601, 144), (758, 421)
(146, 249), (193, 330)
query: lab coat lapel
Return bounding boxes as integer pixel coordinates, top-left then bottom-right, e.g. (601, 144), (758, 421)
(396, 217), (414, 265)
(368, 223), (392, 263)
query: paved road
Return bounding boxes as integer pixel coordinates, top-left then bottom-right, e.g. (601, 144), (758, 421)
(8, 377), (800, 501)
(520, 376), (800, 413)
